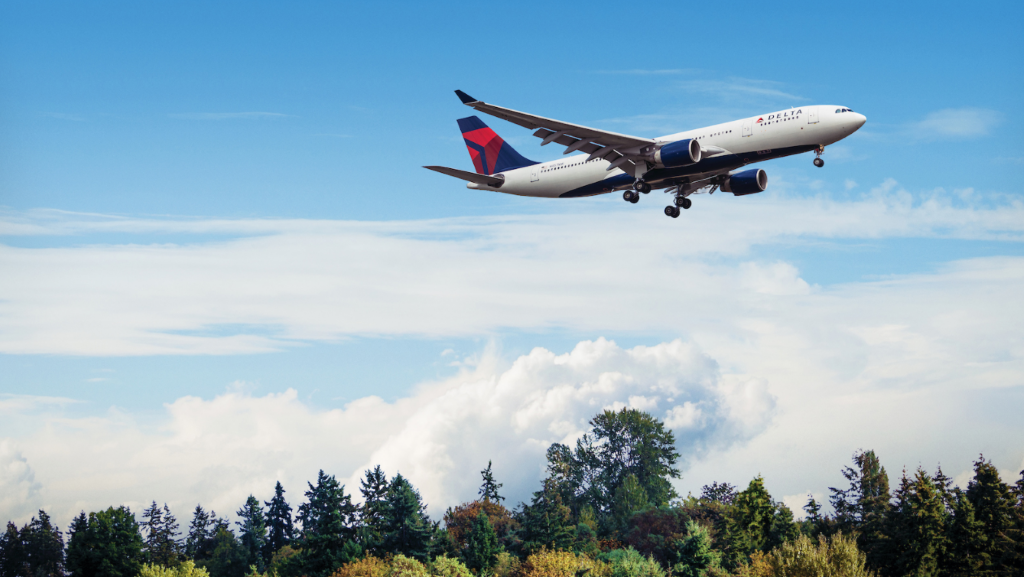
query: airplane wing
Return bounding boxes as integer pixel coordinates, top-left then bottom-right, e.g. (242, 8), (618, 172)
(455, 90), (656, 173)
(424, 165), (505, 187)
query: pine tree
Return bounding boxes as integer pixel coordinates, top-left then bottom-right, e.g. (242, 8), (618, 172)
(66, 506), (144, 577)
(185, 506), (213, 561)
(236, 496), (267, 572)
(726, 476), (776, 559)
(885, 468), (947, 576)
(0, 511), (65, 577)
(944, 488), (986, 575)
(264, 482), (294, 563)
(828, 450), (890, 568)
(142, 502), (180, 566)
(672, 520), (722, 577)
(518, 479), (575, 555)
(359, 466), (390, 554)
(767, 502), (799, 551)
(479, 461), (504, 503)
(380, 474), (433, 561)
(803, 495), (823, 535)
(293, 470), (361, 577)
(965, 456), (1015, 571)
(464, 510), (499, 573)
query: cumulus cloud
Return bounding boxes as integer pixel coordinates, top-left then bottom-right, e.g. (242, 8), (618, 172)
(1, 339), (773, 526)
(0, 441), (42, 520)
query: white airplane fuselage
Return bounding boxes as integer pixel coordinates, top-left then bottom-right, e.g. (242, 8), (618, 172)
(468, 105), (866, 198)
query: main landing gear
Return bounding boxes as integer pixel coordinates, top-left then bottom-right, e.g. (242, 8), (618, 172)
(813, 145), (825, 167)
(633, 179), (651, 193)
(664, 186), (692, 218)
(623, 191), (640, 204)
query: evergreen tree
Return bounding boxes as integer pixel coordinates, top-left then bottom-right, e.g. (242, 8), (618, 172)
(479, 461), (504, 504)
(264, 482), (294, 562)
(185, 507), (212, 561)
(380, 474), (433, 561)
(611, 473), (650, 529)
(517, 479), (575, 555)
(766, 502), (799, 551)
(0, 511), (65, 577)
(292, 470), (361, 577)
(358, 466), (390, 554)
(672, 521), (721, 577)
(885, 468), (947, 576)
(726, 476), (775, 560)
(944, 488), (986, 575)
(464, 510), (499, 573)
(965, 455), (1015, 571)
(802, 495), (823, 535)
(66, 506), (144, 577)
(235, 496), (267, 572)
(142, 502), (180, 567)
(828, 449), (890, 567)
(199, 529), (248, 577)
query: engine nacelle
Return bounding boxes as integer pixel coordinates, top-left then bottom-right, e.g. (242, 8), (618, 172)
(720, 169), (767, 195)
(653, 138), (701, 168)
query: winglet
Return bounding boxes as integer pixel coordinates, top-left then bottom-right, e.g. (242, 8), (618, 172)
(455, 90), (478, 105)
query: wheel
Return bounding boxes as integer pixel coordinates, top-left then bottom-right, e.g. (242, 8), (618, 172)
(682, 198), (692, 209)
(634, 179), (646, 191)
(623, 191), (635, 202)
(813, 157), (824, 167)
(664, 206), (679, 218)
(629, 193), (639, 204)
(674, 196), (686, 207)
(640, 182), (652, 193)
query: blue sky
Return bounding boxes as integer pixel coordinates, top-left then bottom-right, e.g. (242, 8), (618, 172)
(1, 0), (1023, 526)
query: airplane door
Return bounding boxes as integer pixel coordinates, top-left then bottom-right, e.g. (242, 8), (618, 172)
(530, 167), (539, 182)
(807, 107), (819, 124)
(742, 121), (752, 137)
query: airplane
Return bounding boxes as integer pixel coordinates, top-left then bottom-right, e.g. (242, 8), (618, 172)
(425, 90), (866, 218)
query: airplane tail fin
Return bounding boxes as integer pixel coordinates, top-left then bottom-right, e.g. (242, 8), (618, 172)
(457, 116), (537, 175)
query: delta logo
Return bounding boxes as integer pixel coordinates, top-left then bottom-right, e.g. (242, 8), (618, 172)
(756, 117), (764, 123)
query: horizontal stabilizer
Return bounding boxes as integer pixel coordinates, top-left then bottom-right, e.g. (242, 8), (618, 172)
(424, 165), (504, 187)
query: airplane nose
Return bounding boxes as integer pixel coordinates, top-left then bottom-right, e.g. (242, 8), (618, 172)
(853, 113), (867, 129)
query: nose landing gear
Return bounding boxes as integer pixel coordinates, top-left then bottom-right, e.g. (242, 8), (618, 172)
(813, 145), (825, 167)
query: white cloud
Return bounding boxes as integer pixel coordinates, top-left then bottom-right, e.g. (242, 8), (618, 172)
(0, 441), (42, 520)
(675, 78), (804, 102)
(1, 339), (769, 527)
(913, 108), (1001, 139)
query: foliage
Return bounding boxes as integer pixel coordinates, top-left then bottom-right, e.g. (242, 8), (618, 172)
(490, 552), (520, 577)
(140, 561), (211, 577)
(66, 506), (145, 577)
(0, 510), (65, 577)
(522, 549), (608, 577)
(517, 481), (575, 555)
(198, 529), (249, 577)
(360, 467), (391, 555)
(143, 503), (182, 568)
(464, 511), (500, 573)
(749, 532), (872, 577)
(443, 501), (517, 549)
(964, 455), (1015, 571)
(328, 556), (389, 577)
(480, 462), (505, 504)
(236, 496), (267, 572)
(600, 548), (664, 577)
(264, 482), (294, 563)
(672, 521), (721, 577)
(428, 556), (472, 577)
(287, 470), (361, 577)
(828, 451), (890, 568)
(380, 474), (435, 561)
(387, 555), (429, 577)
(698, 484), (737, 506)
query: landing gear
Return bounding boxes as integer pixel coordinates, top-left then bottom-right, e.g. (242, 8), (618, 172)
(813, 157), (824, 167)
(634, 179), (651, 193)
(813, 145), (825, 167)
(674, 197), (692, 209)
(623, 191), (640, 204)
(664, 206), (680, 218)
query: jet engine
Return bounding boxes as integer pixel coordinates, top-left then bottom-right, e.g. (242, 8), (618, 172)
(720, 169), (767, 195)
(653, 139), (701, 167)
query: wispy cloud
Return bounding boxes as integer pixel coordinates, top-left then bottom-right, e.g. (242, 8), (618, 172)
(169, 112), (294, 120)
(912, 108), (1001, 139)
(675, 77), (804, 102)
(593, 69), (695, 75)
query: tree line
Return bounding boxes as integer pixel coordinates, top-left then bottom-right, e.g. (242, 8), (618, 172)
(2, 408), (1022, 577)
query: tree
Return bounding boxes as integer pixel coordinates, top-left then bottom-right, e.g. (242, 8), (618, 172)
(828, 450), (890, 567)
(66, 506), (145, 577)
(671, 521), (721, 577)
(611, 474), (650, 530)
(944, 488), (986, 575)
(517, 480), (575, 555)
(754, 532), (872, 577)
(359, 466), (390, 554)
(443, 500), (517, 551)
(464, 510), (500, 573)
(0, 511), (65, 577)
(544, 409), (680, 525)
(143, 503), (181, 567)
(198, 529), (247, 577)
(235, 496), (266, 572)
(726, 476), (776, 560)
(264, 482), (293, 562)
(479, 462), (504, 504)
(290, 470), (361, 577)
(380, 474), (434, 561)
(965, 455), (1015, 571)
(885, 468), (947, 576)
(699, 482), (737, 505)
